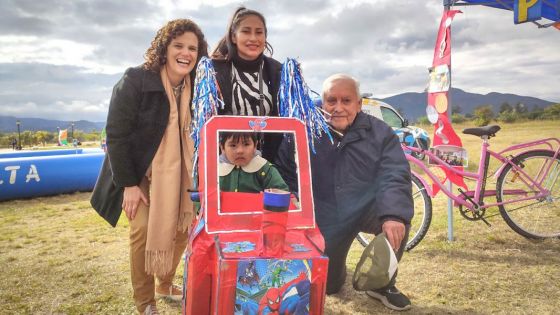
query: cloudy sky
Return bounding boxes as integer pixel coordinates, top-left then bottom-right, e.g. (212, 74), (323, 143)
(1, 0), (558, 122)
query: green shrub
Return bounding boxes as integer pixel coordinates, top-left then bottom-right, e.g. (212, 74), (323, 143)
(450, 113), (467, 123)
(473, 105), (495, 126)
(416, 116), (430, 125)
(497, 110), (519, 123)
(542, 104), (560, 119)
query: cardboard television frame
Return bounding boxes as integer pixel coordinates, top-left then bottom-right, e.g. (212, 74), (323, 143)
(199, 116), (317, 234)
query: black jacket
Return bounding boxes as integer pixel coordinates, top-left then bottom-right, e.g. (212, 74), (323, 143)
(276, 112), (414, 232)
(90, 66), (170, 226)
(212, 56), (283, 161)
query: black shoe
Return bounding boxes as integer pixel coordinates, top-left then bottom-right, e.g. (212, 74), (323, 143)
(366, 286), (411, 311)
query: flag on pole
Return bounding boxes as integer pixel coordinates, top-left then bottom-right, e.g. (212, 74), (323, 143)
(59, 129), (68, 146)
(427, 9), (467, 195)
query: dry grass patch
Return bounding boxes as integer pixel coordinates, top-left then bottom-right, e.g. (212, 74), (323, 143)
(0, 193), (184, 315)
(1, 121), (559, 314)
(2, 195), (558, 314)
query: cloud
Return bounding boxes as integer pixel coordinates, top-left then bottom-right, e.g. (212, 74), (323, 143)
(0, 63), (120, 121)
(0, 0), (558, 123)
(266, 1), (441, 94)
(0, 6), (53, 36)
(449, 6), (560, 100)
(0, 0), (159, 34)
(0, 0), (161, 70)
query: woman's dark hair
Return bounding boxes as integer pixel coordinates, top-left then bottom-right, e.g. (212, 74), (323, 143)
(219, 132), (259, 147)
(211, 6), (273, 60)
(144, 19), (208, 82)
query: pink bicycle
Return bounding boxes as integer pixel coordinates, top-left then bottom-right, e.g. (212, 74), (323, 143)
(357, 125), (560, 251)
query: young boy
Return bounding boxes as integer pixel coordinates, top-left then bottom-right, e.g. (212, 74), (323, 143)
(219, 132), (289, 193)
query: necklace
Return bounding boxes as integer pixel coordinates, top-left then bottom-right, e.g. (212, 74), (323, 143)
(172, 79), (185, 98)
(164, 65), (185, 99)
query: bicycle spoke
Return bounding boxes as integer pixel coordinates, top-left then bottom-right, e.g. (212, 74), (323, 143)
(356, 174), (433, 251)
(497, 151), (560, 238)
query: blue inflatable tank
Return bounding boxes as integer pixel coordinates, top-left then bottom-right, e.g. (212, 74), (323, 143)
(0, 149), (104, 201)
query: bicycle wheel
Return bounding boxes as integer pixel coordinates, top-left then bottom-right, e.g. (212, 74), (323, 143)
(356, 173), (432, 251)
(411, 139), (427, 160)
(496, 150), (560, 239)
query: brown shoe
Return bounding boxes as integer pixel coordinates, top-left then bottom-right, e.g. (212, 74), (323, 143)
(155, 284), (182, 302)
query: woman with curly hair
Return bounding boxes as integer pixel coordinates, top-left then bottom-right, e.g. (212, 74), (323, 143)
(211, 6), (283, 162)
(91, 19), (208, 314)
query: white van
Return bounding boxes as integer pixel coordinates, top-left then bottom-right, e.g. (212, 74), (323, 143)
(361, 95), (431, 159)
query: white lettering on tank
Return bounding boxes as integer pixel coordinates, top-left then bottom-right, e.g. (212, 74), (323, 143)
(5, 166), (20, 184)
(26, 164), (40, 183)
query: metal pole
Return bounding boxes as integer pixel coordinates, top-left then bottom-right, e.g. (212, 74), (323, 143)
(71, 122), (74, 140)
(447, 183), (454, 241)
(16, 120), (21, 150)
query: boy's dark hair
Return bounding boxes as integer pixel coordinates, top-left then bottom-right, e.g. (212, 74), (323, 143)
(219, 132), (259, 147)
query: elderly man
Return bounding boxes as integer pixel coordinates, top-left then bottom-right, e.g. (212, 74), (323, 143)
(276, 74), (413, 311)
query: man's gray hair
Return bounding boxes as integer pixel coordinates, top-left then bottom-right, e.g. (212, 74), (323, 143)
(322, 73), (361, 100)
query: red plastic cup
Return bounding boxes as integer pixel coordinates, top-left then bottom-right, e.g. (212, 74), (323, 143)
(261, 189), (290, 257)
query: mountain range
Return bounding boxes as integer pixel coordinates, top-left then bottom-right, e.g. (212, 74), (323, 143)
(0, 116), (105, 133)
(380, 87), (556, 121)
(0, 88), (556, 132)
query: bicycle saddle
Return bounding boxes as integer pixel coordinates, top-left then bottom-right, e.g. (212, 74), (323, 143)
(462, 125), (501, 137)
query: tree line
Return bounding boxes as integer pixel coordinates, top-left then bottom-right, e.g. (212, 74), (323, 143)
(3, 102), (559, 148)
(417, 102), (560, 126)
(0, 130), (102, 149)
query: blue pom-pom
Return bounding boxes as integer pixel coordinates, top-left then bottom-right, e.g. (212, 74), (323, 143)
(190, 57), (224, 181)
(279, 58), (332, 153)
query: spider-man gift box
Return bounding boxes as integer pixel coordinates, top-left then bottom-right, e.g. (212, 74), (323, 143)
(183, 116), (328, 315)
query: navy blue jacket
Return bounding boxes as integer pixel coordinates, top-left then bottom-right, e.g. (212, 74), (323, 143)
(276, 112), (413, 232)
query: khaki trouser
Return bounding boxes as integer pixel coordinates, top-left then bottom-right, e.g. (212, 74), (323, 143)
(128, 177), (189, 312)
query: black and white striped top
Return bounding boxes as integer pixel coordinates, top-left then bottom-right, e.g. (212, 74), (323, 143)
(229, 55), (273, 116)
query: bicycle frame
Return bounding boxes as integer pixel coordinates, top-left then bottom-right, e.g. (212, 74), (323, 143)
(405, 137), (560, 212)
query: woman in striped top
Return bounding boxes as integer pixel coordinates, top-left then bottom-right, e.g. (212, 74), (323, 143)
(211, 6), (283, 162)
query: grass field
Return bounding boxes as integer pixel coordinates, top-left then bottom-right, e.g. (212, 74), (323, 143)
(1, 120), (559, 314)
